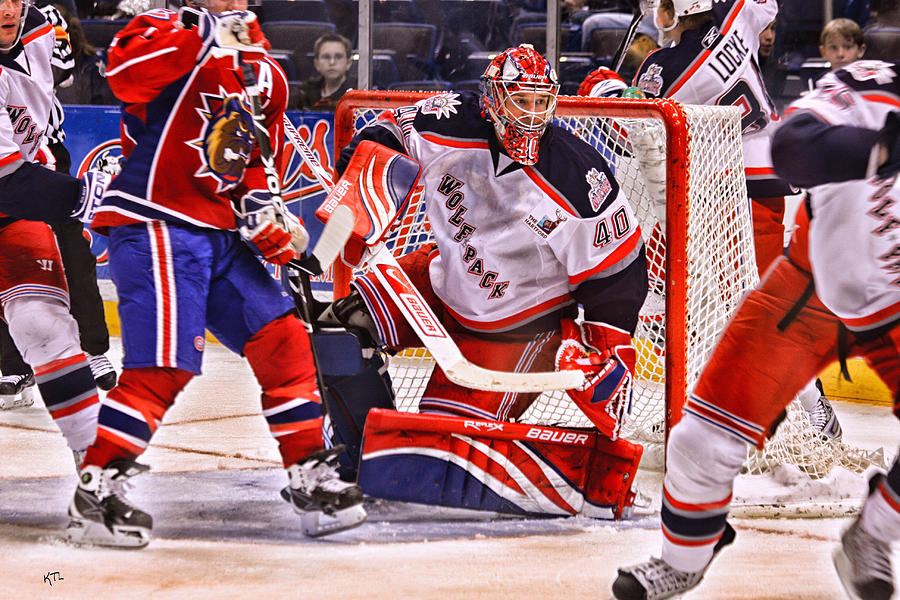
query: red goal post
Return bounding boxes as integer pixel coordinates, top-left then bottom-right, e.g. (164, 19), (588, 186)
(330, 90), (756, 452)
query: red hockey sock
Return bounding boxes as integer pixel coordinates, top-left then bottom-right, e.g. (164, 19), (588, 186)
(244, 315), (323, 466)
(84, 367), (193, 468)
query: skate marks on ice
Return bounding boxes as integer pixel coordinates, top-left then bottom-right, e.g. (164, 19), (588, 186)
(0, 468), (661, 546)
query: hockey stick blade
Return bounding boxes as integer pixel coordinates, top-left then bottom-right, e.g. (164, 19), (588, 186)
(366, 243), (584, 392)
(290, 204), (354, 275)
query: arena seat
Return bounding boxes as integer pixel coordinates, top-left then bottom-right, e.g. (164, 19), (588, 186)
(261, 21), (337, 80)
(80, 19), (130, 52)
(260, 0), (331, 23)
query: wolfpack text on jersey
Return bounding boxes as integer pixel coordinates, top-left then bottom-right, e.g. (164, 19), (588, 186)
(337, 91), (647, 333)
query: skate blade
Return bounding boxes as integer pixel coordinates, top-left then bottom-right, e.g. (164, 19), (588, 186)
(832, 547), (867, 600)
(0, 388), (34, 410)
(299, 504), (367, 537)
(66, 518), (150, 549)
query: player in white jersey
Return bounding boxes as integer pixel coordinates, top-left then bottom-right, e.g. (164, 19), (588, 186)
(611, 59), (900, 600)
(0, 0), (117, 409)
(635, 0), (843, 438)
(321, 45), (650, 518)
(0, 0), (110, 469)
(635, 0), (786, 275)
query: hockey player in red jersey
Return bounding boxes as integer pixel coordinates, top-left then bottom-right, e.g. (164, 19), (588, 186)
(65, 0), (365, 548)
(319, 45), (649, 519)
(612, 59), (900, 600)
(0, 0), (115, 471)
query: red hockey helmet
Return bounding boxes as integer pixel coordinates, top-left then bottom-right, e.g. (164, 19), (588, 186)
(577, 67), (627, 98)
(480, 44), (560, 165)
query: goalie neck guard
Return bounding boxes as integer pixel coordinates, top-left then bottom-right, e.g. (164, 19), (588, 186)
(480, 44), (559, 166)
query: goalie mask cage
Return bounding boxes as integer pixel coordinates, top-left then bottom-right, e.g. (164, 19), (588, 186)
(331, 90), (882, 484)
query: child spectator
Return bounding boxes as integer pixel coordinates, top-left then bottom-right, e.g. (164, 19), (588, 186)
(292, 33), (354, 111)
(819, 17), (866, 71)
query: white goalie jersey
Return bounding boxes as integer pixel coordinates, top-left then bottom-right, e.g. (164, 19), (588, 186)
(336, 90), (648, 334)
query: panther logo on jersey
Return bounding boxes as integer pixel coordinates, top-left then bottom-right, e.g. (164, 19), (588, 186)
(189, 91), (254, 192)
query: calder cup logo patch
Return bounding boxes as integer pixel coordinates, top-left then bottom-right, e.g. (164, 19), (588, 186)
(587, 168), (612, 211)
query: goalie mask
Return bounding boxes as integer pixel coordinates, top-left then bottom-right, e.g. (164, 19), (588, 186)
(480, 44), (559, 166)
(0, 0), (31, 53)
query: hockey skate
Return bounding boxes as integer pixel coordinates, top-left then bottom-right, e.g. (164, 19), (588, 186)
(281, 446), (366, 537)
(66, 459), (152, 548)
(612, 522), (736, 600)
(0, 373), (35, 410)
(87, 353), (117, 391)
(833, 517), (895, 600)
(807, 386), (842, 441)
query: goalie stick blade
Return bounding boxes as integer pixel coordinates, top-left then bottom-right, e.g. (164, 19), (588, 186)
(367, 243), (586, 393)
(445, 360), (585, 393)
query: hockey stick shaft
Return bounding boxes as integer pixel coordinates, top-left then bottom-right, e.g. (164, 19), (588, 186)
(240, 59), (338, 416)
(282, 114), (335, 193)
(611, 0), (649, 74)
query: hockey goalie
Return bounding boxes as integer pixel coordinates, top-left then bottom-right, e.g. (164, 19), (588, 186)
(314, 45), (648, 520)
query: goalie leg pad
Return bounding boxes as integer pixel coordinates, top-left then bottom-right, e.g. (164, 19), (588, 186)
(313, 328), (395, 478)
(358, 409), (642, 519)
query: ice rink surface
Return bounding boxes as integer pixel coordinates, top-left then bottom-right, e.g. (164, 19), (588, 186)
(2, 339), (899, 600)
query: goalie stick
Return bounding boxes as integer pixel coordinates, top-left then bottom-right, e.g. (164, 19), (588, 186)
(294, 123), (585, 393)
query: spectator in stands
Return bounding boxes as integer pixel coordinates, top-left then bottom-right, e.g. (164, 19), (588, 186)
(292, 33), (354, 111)
(819, 17), (866, 71)
(862, 0), (900, 60)
(54, 5), (117, 105)
(868, 0), (900, 25)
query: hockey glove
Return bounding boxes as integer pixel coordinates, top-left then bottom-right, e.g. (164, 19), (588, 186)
(178, 7), (268, 53)
(71, 170), (112, 224)
(237, 190), (309, 265)
(876, 111), (900, 180)
(555, 318), (636, 440)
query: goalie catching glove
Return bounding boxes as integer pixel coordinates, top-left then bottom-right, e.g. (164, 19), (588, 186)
(236, 190), (309, 265)
(555, 318), (636, 440)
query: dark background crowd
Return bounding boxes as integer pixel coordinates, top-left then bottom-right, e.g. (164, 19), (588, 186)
(50, 0), (900, 111)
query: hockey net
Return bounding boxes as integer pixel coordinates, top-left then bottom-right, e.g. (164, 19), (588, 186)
(330, 90), (884, 488)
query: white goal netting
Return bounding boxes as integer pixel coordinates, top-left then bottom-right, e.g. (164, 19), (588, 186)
(331, 91), (887, 503)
